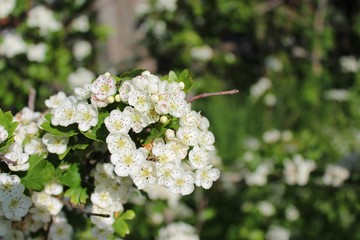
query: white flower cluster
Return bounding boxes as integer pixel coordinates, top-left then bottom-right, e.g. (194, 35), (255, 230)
(245, 162), (273, 186)
(283, 154), (316, 186)
(27, 5), (62, 36)
(266, 225), (291, 240)
(157, 222), (199, 240)
(322, 164), (350, 187)
(0, 173), (32, 237)
(90, 163), (132, 239)
(0, 0), (16, 19)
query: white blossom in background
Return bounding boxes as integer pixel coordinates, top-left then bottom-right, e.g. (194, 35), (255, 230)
(49, 221), (73, 240)
(27, 5), (62, 36)
(265, 56), (283, 72)
(135, 1), (150, 15)
(0, 0), (16, 18)
(263, 93), (277, 107)
(322, 165), (350, 187)
(0, 173), (24, 202)
(257, 201), (275, 217)
(262, 129), (281, 144)
(157, 222), (199, 240)
(339, 56), (359, 73)
(155, 0), (177, 12)
(285, 205), (300, 221)
(44, 182), (63, 196)
(31, 192), (63, 216)
(73, 40), (92, 61)
(245, 162), (273, 186)
(42, 133), (69, 155)
(324, 89), (350, 102)
(250, 77), (272, 99)
(284, 154), (316, 186)
(191, 45), (214, 62)
(71, 15), (90, 32)
(266, 225), (290, 240)
(282, 130), (293, 142)
(27, 43), (47, 62)
(0, 217), (11, 237)
(67, 67), (95, 88)
(143, 185), (181, 208)
(75, 102), (98, 131)
(0, 32), (27, 58)
(0, 125), (8, 143)
(243, 137), (261, 151)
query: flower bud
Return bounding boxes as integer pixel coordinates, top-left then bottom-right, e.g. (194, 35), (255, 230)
(150, 95), (159, 103)
(160, 116), (168, 124)
(115, 94), (121, 102)
(179, 82), (185, 90)
(165, 129), (175, 141)
(148, 83), (159, 94)
(107, 96), (115, 104)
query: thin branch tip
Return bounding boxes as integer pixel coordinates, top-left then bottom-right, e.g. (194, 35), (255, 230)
(188, 89), (240, 102)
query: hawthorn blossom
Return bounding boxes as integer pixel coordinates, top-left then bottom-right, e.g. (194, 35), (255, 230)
(195, 165), (220, 189)
(128, 90), (151, 112)
(71, 15), (90, 32)
(73, 40), (92, 61)
(45, 92), (67, 109)
(51, 97), (77, 127)
(27, 5), (61, 36)
(132, 161), (157, 189)
(0, 32), (27, 58)
(2, 194), (32, 220)
(0, 0), (16, 18)
(157, 222), (199, 240)
(0, 125), (8, 143)
(27, 43), (47, 62)
(111, 148), (147, 177)
(49, 222), (73, 240)
(104, 109), (132, 134)
(42, 133), (69, 155)
(5, 152), (30, 171)
(106, 133), (135, 153)
(169, 169), (195, 195)
(68, 67), (95, 89)
(75, 102), (98, 131)
(322, 165), (350, 187)
(0, 173), (24, 202)
(188, 145), (210, 169)
(176, 126), (199, 146)
(283, 155), (316, 186)
(24, 138), (47, 155)
(91, 73), (116, 100)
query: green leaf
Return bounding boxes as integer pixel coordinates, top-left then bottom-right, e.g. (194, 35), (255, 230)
(119, 69), (145, 79)
(64, 186), (88, 205)
(41, 114), (79, 137)
(113, 218), (130, 238)
(59, 164), (81, 188)
(178, 69), (194, 92)
(168, 71), (178, 82)
(58, 142), (89, 160)
(21, 154), (54, 191)
(81, 111), (109, 142)
(0, 110), (19, 153)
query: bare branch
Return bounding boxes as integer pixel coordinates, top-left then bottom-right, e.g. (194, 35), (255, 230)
(28, 88), (36, 111)
(187, 89), (239, 103)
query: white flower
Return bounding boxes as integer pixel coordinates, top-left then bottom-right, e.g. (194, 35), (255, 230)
(0, 32), (27, 58)
(90, 184), (123, 212)
(198, 131), (215, 151)
(74, 84), (92, 100)
(324, 89), (350, 102)
(166, 139), (189, 160)
(262, 129), (281, 144)
(266, 225), (290, 240)
(285, 205), (299, 221)
(51, 97), (77, 127)
(257, 201), (275, 217)
(0, 173), (24, 202)
(265, 56), (283, 72)
(264, 93), (277, 107)
(152, 143), (179, 167)
(250, 77), (272, 99)
(0, 125), (8, 143)
(168, 98), (190, 118)
(73, 40), (92, 61)
(128, 90), (151, 112)
(71, 15), (90, 32)
(157, 222), (199, 240)
(322, 165), (350, 187)
(189, 145), (210, 169)
(42, 133), (69, 155)
(0, 0), (16, 18)
(75, 102), (98, 132)
(283, 154), (316, 186)
(191, 45), (214, 62)
(111, 148), (146, 177)
(0, 216), (11, 237)
(24, 138), (47, 155)
(32, 192), (63, 215)
(91, 73), (117, 100)
(49, 221), (73, 240)
(45, 92), (67, 109)
(157, 163), (180, 187)
(2, 194), (32, 221)
(104, 109), (132, 134)
(90, 205), (115, 230)
(195, 165), (220, 189)
(27, 43), (47, 62)
(29, 207), (51, 223)
(123, 106), (150, 133)
(132, 161), (157, 189)
(27, 5), (61, 36)
(179, 111), (200, 127)
(106, 133), (135, 153)
(5, 152), (30, 171)
(169, 169), (195, 195)
(245, 163), (272, 186)
(339, 56), (359, 73)
(67, 67), (95, 89)
(176, 126), (199, 146)
(155, 0), (177, 12)
(44, 182), (63, 196)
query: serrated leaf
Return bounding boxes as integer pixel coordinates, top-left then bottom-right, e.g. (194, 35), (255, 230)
(0, 110), (19, 153)
(64, 186), (88, 204)
(178, 69), (194, 92)
(59, 164), (81, 187)
(121, 210), (135, 220)
(113, 218), (130, 238)
(119, 69), (145, 79)
(81, 111), (108, 142)
(41, 114), (79, 137)
(21, 154), (54, 191)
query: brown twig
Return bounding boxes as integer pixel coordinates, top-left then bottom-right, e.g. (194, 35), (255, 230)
(187, 89), (239, 103)
(28, 88), (36, 111)
(0, 154), (18, 166)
